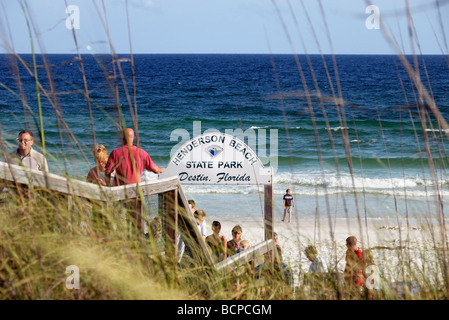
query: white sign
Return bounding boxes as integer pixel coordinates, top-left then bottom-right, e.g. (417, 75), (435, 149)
(160, 133), (272, 185)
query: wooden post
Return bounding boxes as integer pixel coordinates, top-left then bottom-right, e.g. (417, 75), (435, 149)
(165, 189), (178, 259)
(264, 183), (273, 241)
(67, 195), (72, 211)
(158, 193), (164, 217)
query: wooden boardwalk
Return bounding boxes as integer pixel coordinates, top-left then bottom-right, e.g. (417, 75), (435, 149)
(0, 160), (280, 272)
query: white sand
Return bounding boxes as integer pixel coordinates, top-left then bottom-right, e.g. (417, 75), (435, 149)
(204, 216), (446, 288)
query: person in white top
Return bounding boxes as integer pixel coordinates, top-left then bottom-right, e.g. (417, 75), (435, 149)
(194, 209), (207, 239)
(305, 245), (328, 273)
(9, 130), (48, 171)
(304, 245), (328, 291)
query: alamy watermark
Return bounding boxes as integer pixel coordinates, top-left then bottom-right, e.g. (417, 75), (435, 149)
(169, 121), (279, 173)
(66, 5), (80, 30)
(365, 5), (380, 30)
(65, 265), (80, 290)
(365, 265), (380, 290)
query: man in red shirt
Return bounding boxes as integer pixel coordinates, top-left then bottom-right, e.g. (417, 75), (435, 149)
(105, 128), (163, 232)
(105, 128), (163, 186)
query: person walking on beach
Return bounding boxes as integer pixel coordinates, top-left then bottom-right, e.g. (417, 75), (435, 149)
(344, 236), (364, 298)
(9, 130), (48, 171)
(206, 221), (227, 262)
(282, 189), (294, 223)
(105, 128), (163, 233)
(227, 225), (243, 256)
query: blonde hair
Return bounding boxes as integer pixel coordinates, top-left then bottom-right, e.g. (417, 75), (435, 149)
(93, 145), (108, 164)
(305, 245), (318, 257)
(232, 225), (242, 234)
(240, 240), (250, 249)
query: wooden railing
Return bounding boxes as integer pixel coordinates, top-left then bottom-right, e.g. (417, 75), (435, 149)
(215, 239), (281, 272)
(0, 160), (280, 273)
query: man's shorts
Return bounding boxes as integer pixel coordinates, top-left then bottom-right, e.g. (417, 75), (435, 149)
(285, 206), (293, 214)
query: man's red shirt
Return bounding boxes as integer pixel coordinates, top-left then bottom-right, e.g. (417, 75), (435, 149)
(105, 145), (158, 186)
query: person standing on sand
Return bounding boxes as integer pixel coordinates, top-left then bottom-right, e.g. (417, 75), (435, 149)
(305, 245), (328, 273)
(344, 236), (364, 297)
(282, 188), (294, 223)
(105, 128), (163, 233)
(304, 245), (328, 288)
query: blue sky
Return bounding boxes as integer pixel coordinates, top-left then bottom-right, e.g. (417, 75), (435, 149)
(0, 0), (448, 54)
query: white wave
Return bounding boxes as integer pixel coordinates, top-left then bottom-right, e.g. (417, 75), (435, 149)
(143, 167), (449, 198)
(248, 126), (269, 130)
(274, 171), (442, 189)
(425, 128), (449, 133)
(326, 126), (349, 131)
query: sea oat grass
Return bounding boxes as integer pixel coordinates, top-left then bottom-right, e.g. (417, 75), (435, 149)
(0, 192), (192, 299)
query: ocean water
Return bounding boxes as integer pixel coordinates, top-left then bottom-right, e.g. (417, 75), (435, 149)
(1, 54), (449, 222)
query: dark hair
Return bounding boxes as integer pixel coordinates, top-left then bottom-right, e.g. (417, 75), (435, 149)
(195, 209), (206, 219)
(18, 130), (34, 138)
(212, 221), (221, 230)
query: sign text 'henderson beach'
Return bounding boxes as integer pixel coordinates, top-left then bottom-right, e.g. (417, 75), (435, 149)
(161, 133), (272, 185)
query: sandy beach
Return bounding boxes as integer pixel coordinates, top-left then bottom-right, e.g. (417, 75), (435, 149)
(201, 209), (446, 290)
